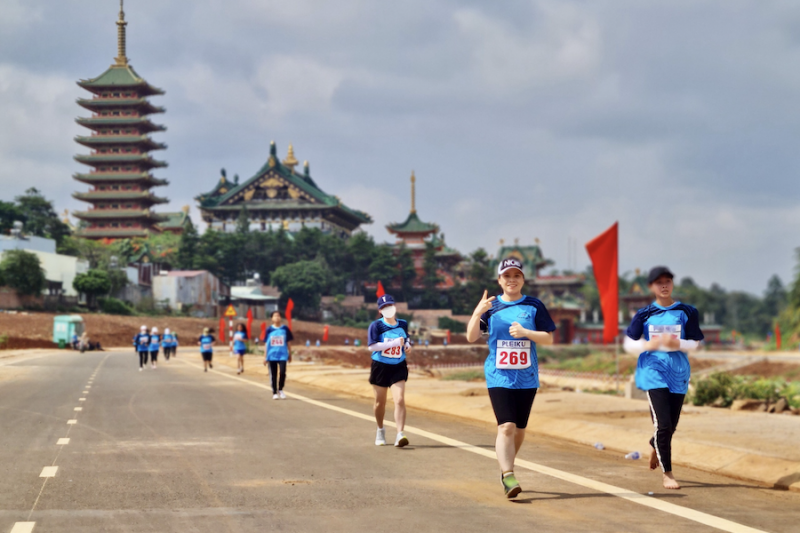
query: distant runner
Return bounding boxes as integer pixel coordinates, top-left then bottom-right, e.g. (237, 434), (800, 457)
(198, 327), (215, 372)
(234, 323), (248, 375)
(133, 325), (150, 371)
(263, 311), (294, 400)
(624, 266), (704, 490)
(367, 294), (410, 448)
(466, 258), (556, 498)
(162, 328), (176, 362)
(148, 327), (160, 369)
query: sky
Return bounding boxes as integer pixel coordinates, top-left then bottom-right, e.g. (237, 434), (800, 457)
(1, 0), (798, 294)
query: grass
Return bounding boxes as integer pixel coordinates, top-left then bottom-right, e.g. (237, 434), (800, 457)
(691, 372), (800, 408)
(441, 369), (485, 382)
(540, 352), (635, 376)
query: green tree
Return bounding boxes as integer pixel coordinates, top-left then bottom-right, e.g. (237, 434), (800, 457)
(347, 232), (375, 294)
(420, 241), (443, 308)
(0, 200), (22, 234)
(271, 259), (331, 317)
(15, 188), (71, 245)
(452, 248), (495, 314)
(73, 269), (112, 309)
(236, 206), (250, 235)
(0, 250), (46, 296)
(397, 244), (417, 301)
(176, 218), (200, 269)
(368, 245), (397, 286)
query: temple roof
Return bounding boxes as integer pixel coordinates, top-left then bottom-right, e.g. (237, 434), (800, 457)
(73, 172), (168, 186)
(72, 191), (169, 204)
(75, 117), (165, 133)
(72, 209), (169, 222)
(156, 209), (191, 231)
(74, 153), (167, 168)
(76, 97), (164, 115)
(75, 135), (165, 151)
(386, 211), (438, 235)
(494, 243), (554, 279)
(77, 65), (164, 96)
(75, 228), (152, 238)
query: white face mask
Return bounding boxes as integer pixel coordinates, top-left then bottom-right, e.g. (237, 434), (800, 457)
(380, 305), (397, 319)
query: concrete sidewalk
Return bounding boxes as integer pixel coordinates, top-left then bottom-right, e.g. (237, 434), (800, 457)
(219, 354), (800, 492)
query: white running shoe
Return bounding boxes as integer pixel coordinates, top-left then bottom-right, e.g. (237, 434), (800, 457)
(278, 391), (287, 400)
(272, 394), (280, 400)
(139, 367), (142, 372)
(395, 432), (409, 448)
(375, 428), (387, 446)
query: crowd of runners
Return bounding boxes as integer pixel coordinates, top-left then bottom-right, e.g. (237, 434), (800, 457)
(132, 257), (702, 499)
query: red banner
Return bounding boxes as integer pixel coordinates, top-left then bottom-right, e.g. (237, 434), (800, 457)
(246, 308), (253, 339)
(585, 222), (619, 344)
(219, 317), (226, 343)
(260, 322), (267, 342)
(376, 281), (386, 298)
(323, 324), (329, 342)
(286, 298), (294, 330)
(776, 323), (782, 350)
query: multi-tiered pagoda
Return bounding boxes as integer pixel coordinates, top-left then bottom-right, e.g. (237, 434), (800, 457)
(72, 1), (168, 239)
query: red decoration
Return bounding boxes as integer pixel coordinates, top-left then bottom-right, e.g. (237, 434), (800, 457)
(323, 324), (329, 342)
(776, 323), (782, 350)
(246, 308), (253, 339)
(286, 298), (294, 330)
(585, 222), (619, 344)
(219, 317), (226, 343)
(376, 281), (385, 298)
(260, 321), (267, 341)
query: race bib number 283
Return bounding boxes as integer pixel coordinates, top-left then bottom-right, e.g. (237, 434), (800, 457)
(495, 340), (532, 370)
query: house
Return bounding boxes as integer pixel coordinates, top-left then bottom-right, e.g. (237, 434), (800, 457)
(152, 270), (229, 317)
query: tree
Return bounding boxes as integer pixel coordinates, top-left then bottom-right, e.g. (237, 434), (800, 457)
(15, 188), (71, 245)
(397, 244), (417, 301)
(176, 218), (200, 269)
(347, 232), (375, 294)
(368, 245), (398, 286)
(0, 250), (46, 296)
(452, 248), (495, 314)
(0, 200), (22, 234)
(236, 206), (250, 235)
(270, 259), (331, 317)
(420, 241), (443, 308)
(763, 274), (787, 319)
(73, 269), (112, 309)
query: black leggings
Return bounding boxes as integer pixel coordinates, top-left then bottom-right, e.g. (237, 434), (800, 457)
(646, 388), (685, 473)
(150, 350), (159, 363)
(269, 361), (287, 393)
(163, 347), (173, 360)
(139, 351), (149, 367)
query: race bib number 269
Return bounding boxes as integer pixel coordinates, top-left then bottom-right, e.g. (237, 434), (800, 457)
(495, 340), (532, 370)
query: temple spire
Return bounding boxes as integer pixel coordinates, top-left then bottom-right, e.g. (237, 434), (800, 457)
(410, 171), (416, 213)
(114, 0), (128, 66)
(283, 143), (299, 170)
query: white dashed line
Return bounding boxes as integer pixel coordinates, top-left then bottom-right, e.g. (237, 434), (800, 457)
(85, 385), (91, 388)
(67, 420), (77, 425)
(10, 522), (35, 533)
(56, 438), (70, 445)
(79, 398), (86, 401)
(73, 407), (82, 412)
(39, 467), (57, 478)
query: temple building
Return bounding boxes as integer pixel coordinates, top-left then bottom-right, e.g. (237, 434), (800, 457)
(386, 172), (461, 288)
(72, 1), (169, 239)
(196, 142), (371, 236)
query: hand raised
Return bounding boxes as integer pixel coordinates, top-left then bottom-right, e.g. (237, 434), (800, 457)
(474, 290), (496, 315)
(509, 322), (528, 338)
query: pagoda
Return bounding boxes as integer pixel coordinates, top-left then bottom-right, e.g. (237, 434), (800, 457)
(72, 1), (169, 239)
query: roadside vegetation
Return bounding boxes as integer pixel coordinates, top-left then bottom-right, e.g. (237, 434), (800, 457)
(691, 372), (800, 409)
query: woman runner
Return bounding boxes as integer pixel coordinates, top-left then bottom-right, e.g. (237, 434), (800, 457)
(198, 327), (215, 372)
(133, 325), (150, 371)
(466, 258), (556, 498)
(148, 327), (160, 369)
(233, 323), (248, 375)
(263, 311), (294, 399)
(367, 294), (411, 448)
(162, 328), (175, 362)
(624, 266), (704, 490)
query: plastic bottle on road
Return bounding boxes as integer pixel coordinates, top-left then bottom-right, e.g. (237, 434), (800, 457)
(594, 442), (605, 450)
(624, 451), (640, 460)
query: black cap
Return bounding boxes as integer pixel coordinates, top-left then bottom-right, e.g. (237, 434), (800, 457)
(647, 266), (674, 285)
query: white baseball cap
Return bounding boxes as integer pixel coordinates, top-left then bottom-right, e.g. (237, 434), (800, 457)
(498, 258), (524, 276)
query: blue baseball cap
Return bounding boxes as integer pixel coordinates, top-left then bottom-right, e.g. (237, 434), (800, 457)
(377, 294), (396, 309)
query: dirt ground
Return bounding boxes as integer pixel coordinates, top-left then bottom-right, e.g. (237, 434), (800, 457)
(730, 360), (800, 380)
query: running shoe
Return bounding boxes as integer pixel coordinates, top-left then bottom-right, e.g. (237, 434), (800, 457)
(375, 428), (387, 446)
(272, 394), (279, 400)
(139, 367), (142, 372)
(501, 473), (522, 499)
(278, 391), (286, 400)
(209, 363), (213, 369)
(204, 368), (207, 372)
(394, 432), (409, 448)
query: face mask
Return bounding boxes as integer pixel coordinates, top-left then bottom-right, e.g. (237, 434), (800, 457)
(380, 305), (397, 319)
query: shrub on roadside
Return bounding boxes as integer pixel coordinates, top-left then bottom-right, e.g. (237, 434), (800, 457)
(98, 297), (134, 316)
(691, 372), (800, 408)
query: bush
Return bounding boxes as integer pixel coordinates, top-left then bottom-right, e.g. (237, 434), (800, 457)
(692, 372), (735, 406)
(0, 250), (46, 296)
(99, 297), (134, 316)
(438, 316), (467, 333)
(691, 372), (800, 408)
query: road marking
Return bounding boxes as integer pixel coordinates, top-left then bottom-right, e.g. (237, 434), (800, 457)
(183, 360), (769, 533)
(85, 385), (91, 388)
(79, 398), (86, 401)
(57, 438), (70, 445)
(73, 407), (82, 411)
(67, 419), (77, 425)
(10, 522), (35, 533)
(39, 467), (57, 478)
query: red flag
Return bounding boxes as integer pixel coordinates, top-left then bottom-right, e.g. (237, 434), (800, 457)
(376, 281), (385, 298)
(285, 298), (294, 330)
(775, 323), (782, 350)
(585, 222), (618, 344)
(219, 317), (226, 343)
(446, 329), (451, 344)
(260, 321), (267, 341)
(246, 308), (253, 339)
(323, 324), (329, 342)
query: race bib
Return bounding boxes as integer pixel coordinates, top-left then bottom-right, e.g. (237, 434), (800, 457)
(382, 345), (404, 358)
(649, 324), (681, 339)
(201, 343), (212, 351)
(270, 336), (285, 347)
(495, 340), (532, 370)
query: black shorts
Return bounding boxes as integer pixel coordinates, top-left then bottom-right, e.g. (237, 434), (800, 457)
(488, 387), (537, 428)
(369, 360), (408, 388)
(201, 352), (213, 362)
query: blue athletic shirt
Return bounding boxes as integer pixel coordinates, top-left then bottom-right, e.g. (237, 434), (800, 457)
(199, 334), (215, 354)
(233, 331), (247, 354)
(480, 295), (556, 389)
(627, 301), (704, 394)
(133, 333), (150, 351)
(368, 318), (409, 365)
(148, 334), (160, 352)
(264, 325), (293, 361)
(162, 333), (175, 348)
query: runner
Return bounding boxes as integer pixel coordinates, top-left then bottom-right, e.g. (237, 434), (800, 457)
(466, 258), (556, 498)
(133, 325), (150, 371)
(623, 266), (704, 490)
(367, 294), (411, 448)
(262, 310), (294, 400)
(148, 327), (160, 369)
(198, 327), (215, 372)
(233, 323), (248, 375)
(162, 328), (175, 362)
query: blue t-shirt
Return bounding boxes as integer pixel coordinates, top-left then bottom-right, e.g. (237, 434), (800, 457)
(368, 318), (409, 365)
(148, 334), (160, 351)
(264, 325), (293, 361)
(199, 334), (215, 354)
(133, 333), (149, 351)
(627, 301), (704, 394)
(233, 331), (247, 354)
(480, 295), (556, 389)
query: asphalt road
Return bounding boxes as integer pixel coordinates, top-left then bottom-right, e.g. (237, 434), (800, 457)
(0, 349), (798, 533)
